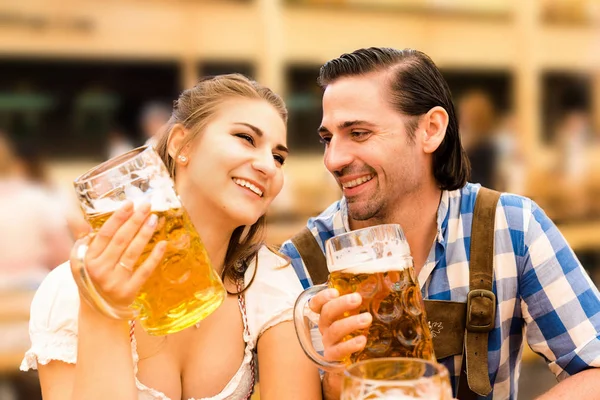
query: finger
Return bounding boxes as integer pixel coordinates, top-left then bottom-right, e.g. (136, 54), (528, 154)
(323, 312), (372, 348)
(117, 213), (159, 273)
(320, 293), (363, 329)
(308, 288), (339, 314)
(123, 241), (167, 294)
(86, 201), (134, 259)
(97, 203), (152, 267)
(323, 335), (366, 363)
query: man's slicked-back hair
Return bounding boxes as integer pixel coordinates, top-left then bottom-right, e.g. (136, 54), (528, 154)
(318, 47), (470, 191)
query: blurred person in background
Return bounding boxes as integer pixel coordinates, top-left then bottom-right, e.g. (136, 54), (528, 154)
(458, 89), (501, 190)
(21, 74), (321, 400)
(0, 132), (72, 288)
(553, 108), (592, 220)
(106, 125), (135, 160)
(280, 47), (600, 400)
(494, 112), (526, 194)
(140, 101), (171, 148)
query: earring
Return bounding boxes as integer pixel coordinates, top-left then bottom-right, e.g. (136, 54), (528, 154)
(178, 155), (187, 163)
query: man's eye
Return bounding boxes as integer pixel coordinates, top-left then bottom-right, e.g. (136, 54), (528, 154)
(351, 131), (370, 140)
(235, 133), (255, 146)
(319, 136), (331, 145)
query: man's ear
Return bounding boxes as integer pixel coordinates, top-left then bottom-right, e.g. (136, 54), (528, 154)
(167, 123), (189, 164)
(420, 106), (448, 154)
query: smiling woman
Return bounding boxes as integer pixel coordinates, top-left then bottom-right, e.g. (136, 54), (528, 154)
(21, 74), (322, 400)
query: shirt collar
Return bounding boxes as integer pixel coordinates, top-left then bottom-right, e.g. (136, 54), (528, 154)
(337, 189), (450, 243)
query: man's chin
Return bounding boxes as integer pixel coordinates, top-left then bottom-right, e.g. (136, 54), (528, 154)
(346, 201), (378, 222)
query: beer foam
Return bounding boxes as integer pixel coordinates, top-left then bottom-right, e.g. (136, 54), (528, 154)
(93, 179), (181, 214)
(328, 238), (412, 273)
(330, 257), (412, 274)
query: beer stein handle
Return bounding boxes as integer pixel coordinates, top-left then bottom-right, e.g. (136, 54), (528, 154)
(71, 236), (139, 320)
(293, 285), (345, 372)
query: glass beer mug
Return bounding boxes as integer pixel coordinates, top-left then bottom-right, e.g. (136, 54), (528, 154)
(294, 224), (435, 369)
(72, 146), (226, 335)
(342, 357), (452, 400)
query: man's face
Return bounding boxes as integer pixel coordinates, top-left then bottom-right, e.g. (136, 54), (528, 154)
(318, 72), (430, 223)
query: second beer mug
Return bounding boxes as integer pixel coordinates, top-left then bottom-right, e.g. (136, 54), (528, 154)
(72, 146), (226, 336)
(293, 224), (435, 370)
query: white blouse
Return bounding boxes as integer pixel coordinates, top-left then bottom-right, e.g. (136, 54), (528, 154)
(21, 246), (303, 400)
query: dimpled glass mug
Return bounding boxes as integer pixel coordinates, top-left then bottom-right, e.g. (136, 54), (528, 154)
(72, 146), (226, 335)
(293, 224), (435, 369)
(341, 357), (452, 400)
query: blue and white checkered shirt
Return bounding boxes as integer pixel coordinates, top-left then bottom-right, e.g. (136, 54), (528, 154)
(280, 183), (600, 399)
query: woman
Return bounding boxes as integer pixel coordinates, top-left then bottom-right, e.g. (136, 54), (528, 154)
(21, 75), (322, 399)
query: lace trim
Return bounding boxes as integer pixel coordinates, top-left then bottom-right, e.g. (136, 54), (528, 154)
(258, 308), (294, 338)
(20, 341), (78, 371)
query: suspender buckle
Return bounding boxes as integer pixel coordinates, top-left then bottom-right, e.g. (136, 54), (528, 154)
(466, 289), (496, 333)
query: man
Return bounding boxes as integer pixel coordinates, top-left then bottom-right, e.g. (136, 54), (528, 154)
(280, 48), (600, 399)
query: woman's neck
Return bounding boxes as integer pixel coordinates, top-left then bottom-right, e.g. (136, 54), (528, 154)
(176, 188), (235, 276)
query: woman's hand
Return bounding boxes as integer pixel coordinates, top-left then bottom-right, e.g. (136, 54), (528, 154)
(70, 201), (167, 311)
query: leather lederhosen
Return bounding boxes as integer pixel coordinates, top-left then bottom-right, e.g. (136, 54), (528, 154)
(290, 187), (500, 399)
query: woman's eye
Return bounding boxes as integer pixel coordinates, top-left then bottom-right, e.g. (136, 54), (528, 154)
(235, 133), (255, 146)
(273, 154), (286, 166)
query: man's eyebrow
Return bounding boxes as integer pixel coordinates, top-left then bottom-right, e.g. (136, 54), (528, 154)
(318, 120), (375, 134)
(234, 122), (288, 153)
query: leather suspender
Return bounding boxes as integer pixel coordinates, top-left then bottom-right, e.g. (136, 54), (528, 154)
(289, 187), (500, 399)
(461, 187), (499, 397)
(290, 227), (329, 285)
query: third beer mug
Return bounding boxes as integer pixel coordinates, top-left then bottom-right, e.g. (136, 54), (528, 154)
(293, 224), (435, 369)
(72, 146), (226, 335)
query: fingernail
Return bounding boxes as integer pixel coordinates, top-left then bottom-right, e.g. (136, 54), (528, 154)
(349, 293), (361, 304)
(147, 214), (158, 227)
(354, 336), (366, 346)
(359, 313), (372, 324)
(327, 290), (339, 300)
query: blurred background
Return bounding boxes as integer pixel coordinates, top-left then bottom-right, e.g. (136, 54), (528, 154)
(1, 0), (600, 398)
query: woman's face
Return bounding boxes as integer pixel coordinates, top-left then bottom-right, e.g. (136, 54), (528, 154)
(182, 98), (288, 227)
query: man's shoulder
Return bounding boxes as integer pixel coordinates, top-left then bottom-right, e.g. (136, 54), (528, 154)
(456, 183), (536, 216)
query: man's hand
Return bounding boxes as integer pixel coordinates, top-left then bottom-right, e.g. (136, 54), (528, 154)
(309, 288), (373, 400)
(309, 289), (373, 361)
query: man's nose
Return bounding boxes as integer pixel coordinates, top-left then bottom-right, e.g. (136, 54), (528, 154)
(324, 137), (354, 175)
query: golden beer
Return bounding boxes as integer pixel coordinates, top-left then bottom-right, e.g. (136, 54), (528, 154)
(87, 206), (225, 335)
(328, 267), (434, 364)
(73, 146), (226, 335)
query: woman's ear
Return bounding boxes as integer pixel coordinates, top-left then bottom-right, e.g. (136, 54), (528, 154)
(167, 123), (189, 164)
(420, 106), (449, 154)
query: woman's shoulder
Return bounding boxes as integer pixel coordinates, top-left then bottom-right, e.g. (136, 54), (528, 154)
(244, 246), (303, 340)
(30, 262), (80, 331)
(21, 262), (81, 371)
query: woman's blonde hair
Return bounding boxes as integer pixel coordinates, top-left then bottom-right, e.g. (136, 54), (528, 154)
(154, 74), (287, 293)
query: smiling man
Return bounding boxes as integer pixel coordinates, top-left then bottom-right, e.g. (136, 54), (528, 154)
(280, 48), (600, 400)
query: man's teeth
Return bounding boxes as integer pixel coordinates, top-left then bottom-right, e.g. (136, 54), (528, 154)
(342, 175), (374, 189)
(233, 178), (263, 197)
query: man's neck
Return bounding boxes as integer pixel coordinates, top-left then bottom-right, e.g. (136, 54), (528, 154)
(349, 185), (442, 275)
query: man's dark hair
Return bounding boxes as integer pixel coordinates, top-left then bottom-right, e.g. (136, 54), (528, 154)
(318, 47), (470, 190)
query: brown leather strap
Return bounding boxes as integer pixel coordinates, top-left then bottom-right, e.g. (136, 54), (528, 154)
(290, 226), (329, 285)
(462, 187), (500, 397)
